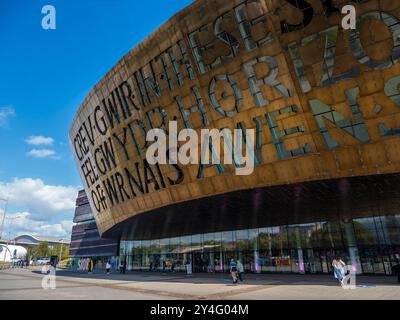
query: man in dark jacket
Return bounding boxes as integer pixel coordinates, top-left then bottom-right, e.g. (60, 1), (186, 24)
(392, 264), (400, 283)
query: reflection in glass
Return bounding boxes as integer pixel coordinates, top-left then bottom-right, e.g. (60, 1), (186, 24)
(116, 212), (400, 275)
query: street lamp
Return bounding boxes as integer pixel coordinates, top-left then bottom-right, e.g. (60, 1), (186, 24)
(59, 239), (64, 260)
(5, 215), (21, 244)
(0, 198), (8, 240)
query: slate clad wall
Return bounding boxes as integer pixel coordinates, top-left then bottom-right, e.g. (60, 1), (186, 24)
(69, 190), (118, 258)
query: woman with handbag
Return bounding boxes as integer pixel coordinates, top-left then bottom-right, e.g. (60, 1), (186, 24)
(332, 256), (346, 285)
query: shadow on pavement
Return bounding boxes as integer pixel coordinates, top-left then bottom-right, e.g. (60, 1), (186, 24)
(29, 268), (400, 287)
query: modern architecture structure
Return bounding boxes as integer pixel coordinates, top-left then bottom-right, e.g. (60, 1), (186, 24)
(69, 0), (400, 274)
(0, 244), (27, 262)
(69, 190), (118, 266)
(11, 234), (69, 247)
(0, 234), (69, 249)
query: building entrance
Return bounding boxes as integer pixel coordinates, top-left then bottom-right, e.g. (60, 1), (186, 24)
(120, 213), (400, 275)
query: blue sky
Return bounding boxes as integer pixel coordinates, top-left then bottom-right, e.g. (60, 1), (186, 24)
(0, 0), (193, 239)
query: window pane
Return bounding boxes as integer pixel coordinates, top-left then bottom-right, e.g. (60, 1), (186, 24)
(353, 218), (379, 246)
(221, 231), (235, 251)
(191, 234), (202, 252)
(236, 229), (249, 251)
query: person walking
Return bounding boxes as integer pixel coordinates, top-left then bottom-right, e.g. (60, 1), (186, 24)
(119, 260), (124, 273)
(87, 258), (93, 274)
(162, 259), (166, 273)
(111, 257), (116, 271)
(186, 260), (192, 275)
(392, 263), (400, 283)
(237, 260), (244, 282)
(332, 256), (346, 285)
(106, 260), (111, 274)
(230, 259), (238, 284)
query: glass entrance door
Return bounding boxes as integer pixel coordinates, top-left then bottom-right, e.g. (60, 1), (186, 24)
(192, 252), (206, 272)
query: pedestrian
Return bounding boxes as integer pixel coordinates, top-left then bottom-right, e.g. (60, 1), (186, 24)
(392, 264), (400, 283)
(237, 260), (244, 282)
(106, 260), (111, 274)
(149, 261), (153, 272)
(171, 260), (175, 272)
(230, 259), (238, 284)
(119, 260), (124, 273)
(332, 256), (346, 285)
(162, 259), (166, 273)
(186, 260), (192, 275)
(88, 258), (92, 273)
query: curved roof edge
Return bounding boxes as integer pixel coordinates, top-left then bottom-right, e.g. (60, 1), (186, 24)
(14, 234), (70, 245)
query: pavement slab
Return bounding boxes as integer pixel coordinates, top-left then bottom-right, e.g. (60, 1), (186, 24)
(0, 267), (399, 300)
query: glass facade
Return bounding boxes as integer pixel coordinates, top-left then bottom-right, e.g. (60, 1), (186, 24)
(119, 213), (400, 275)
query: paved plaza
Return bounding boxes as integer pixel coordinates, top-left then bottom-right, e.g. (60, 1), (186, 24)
(0, 267), (399, 300)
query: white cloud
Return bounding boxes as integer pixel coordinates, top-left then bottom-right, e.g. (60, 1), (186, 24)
(0, 107), (15, 127)
(4, 212), (73, 239)
(27, 149), (60, 159)
(26, 135), (54, 146)
(0, 178), (79, 219)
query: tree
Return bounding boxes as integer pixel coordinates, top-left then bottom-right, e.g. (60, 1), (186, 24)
(24, 245), (36, 261)
(35, 241), (49, 258)
(49, 243), (70, 260)
(309, 221), (375, 248)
